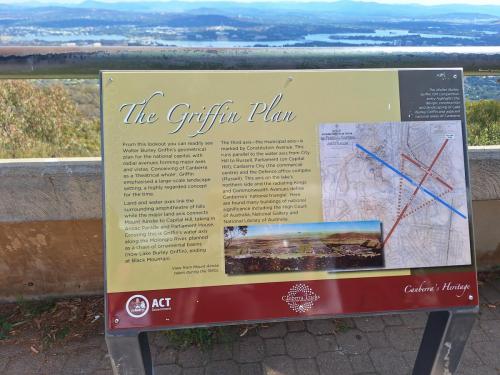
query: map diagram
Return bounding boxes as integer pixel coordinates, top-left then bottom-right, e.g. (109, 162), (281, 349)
(319, 121), (471, 269)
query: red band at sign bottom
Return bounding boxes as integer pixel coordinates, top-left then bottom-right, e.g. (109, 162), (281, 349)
(107, 271), (478, 331)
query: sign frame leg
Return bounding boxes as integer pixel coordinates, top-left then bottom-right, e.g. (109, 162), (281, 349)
(412, 307), (478, 375)
(106, 331), (153, 375)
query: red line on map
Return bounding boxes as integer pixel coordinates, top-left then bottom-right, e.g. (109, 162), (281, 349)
(401, 153), (454, 191)
(382, 139), (449, 247)
(396, 159), (405, 215)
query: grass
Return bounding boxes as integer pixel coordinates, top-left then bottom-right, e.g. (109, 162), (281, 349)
(333, 319), (353, 334)
(5, 298), (70, 348)
(17, 298), (63, 348)
(17, 298), (56, 317)
(0, 296), (105, 351)
(41, 325), (71, 348)
(164, 326), (237, 350)
(163, 319), (353, 349)
(0, 299), (56, 341)
(0, 316), (13, 340)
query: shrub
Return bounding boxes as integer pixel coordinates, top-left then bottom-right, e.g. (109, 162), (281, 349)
(466, 100), (500, 146)
(0, 80), (100, 158)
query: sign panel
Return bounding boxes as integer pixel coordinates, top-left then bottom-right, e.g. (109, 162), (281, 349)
(101, 69), (478, 331)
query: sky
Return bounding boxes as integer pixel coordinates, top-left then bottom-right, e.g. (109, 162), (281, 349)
(3, 0), (500, 5)
(240, 220), (382, 238)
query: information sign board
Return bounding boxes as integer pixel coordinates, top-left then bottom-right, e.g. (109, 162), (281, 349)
(101, 69), (478, 332)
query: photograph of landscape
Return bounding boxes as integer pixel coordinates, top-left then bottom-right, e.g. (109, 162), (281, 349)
(224, 221), (384, 275)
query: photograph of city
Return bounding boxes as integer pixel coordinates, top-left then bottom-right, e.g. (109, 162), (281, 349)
(224, 220), (384, 275)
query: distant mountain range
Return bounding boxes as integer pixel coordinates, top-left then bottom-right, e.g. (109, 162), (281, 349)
(2, 0), (500, 20)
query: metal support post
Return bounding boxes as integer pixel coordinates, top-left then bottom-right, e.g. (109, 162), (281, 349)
(106, 331), (153, 375)
(413, 308), (478, 375)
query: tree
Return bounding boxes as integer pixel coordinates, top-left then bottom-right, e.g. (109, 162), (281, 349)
(0, 80), (100, 158)
(224, 226), (248, 248)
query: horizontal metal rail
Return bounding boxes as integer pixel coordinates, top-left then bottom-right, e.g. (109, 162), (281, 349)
(0, 46), (499, 78)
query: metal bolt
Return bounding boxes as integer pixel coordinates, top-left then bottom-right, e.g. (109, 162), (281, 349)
(108, 77), (113, 83)
(468, 295), (474, 301)
(114, 318), (120, 324)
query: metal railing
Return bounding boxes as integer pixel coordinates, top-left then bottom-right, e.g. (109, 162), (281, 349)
(0, 46), (499, 78)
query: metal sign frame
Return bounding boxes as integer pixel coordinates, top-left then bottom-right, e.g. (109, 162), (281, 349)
(100, 68), (479, 375)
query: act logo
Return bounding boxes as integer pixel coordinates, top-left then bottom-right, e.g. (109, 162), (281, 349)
(282, 284), (320, 313)
(152, 297), (172, 312)
(125, 294), (149, 318)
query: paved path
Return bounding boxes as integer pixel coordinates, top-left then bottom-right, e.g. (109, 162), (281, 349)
(1, 279), (499, 375)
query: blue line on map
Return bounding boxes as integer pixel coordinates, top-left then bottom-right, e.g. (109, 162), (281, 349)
(355, 143), (467, 219)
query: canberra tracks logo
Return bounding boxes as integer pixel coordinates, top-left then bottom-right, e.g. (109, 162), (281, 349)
(125, 294), (149, 318)
(282, 284), (320, 313)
